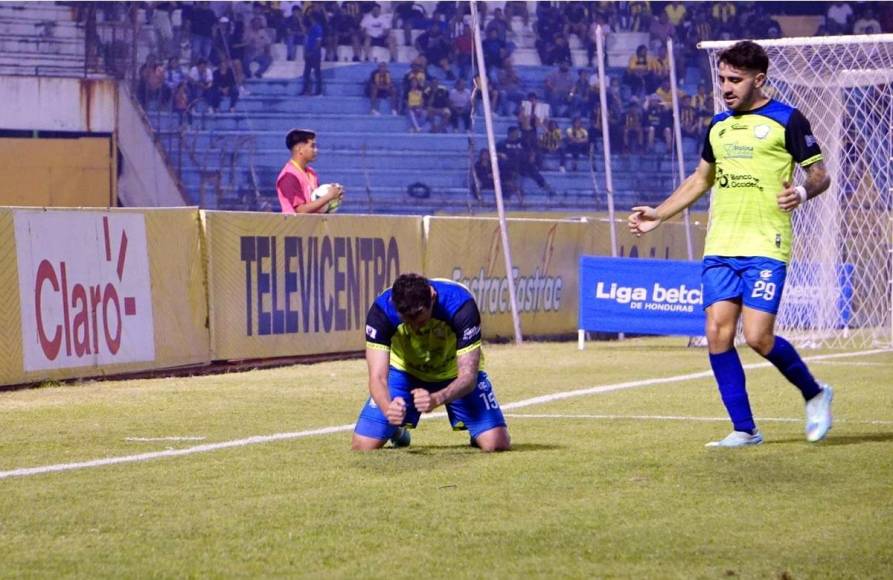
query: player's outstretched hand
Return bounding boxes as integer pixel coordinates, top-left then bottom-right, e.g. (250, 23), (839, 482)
(386, 397), (407, 426)
(628, 206), (662, 237)
(776, 181), (800, 212)
(411, 389), (436, 413)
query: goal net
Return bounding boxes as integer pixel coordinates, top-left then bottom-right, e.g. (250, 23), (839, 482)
(700, 35), (893, 349)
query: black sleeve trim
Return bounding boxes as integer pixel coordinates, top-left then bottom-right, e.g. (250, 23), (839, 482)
(365, 302), (396, 347)
(785, 109), (823, 165)
(701, 120), (715, 163)
(450, 299), (482, 351)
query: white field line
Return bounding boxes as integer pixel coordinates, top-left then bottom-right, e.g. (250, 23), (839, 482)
(504, 413), (893, 426)
(811, 360), (889, 367)
(0, 348), (889, 481)
(125, 437), (207, 442)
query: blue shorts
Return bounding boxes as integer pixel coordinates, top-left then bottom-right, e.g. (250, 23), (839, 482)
(354, 368), (507, 441)
(702, 256), (787, 314)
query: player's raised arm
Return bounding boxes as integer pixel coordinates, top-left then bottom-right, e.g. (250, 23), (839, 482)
(629, 159), (715, 236)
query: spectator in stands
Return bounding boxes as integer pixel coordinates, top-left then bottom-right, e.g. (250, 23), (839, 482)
(545, 62), (575, 118)
(534, 4), (564, 64)
(406, 78), (426, 131)
(623, 100), (644, 153)
(402, 57), (427, 105)
(680, 94), (700, 140)
(495, 58), (525, 117)
(504, 1), (530, 28)
(361, 4), (397, 62)
(326, 3), (362, 62)
(189, 2), (217, 63)
(521, 92), (548, 128)
(712, 2), (736, 27)
(473, 148), (494, 199)
(540, 119), (565, 172)
(692, 81), (710, 114)
(664, 1), (686, 26)
(563, 2), (589, 45)
(649, 12), (675, 48)
(208, 58), (239, 113)
(282, 6), (305, 61)
(826, 2), (854, 35)
(393, 2), (429, 47)
(624, 45), (655, 98)
(242, 17), (272, 79)
(565, 116), (589, 171)
(163, 57), (186, 102)
(416, 25), (453, 80)
(451, 15), (474, 80)
(368, 62), (399, 116)
(644, 93), (671, 152)
(425, 78), (452, 133)
(546, 33), (572, 67)
(498, 127), (548, 201)
(570, 69), (593, 118)
(482, 28), (508, 77)
(486, 8), (510, 42)
(449, 78), (472, 132)
(627, 1), (652, 33)
(301, 12), (325, 95)
(188, 58), (213, 109)
(853, 7), (882, 35)
(277, 129), (344, 214)
(173, 81), (192, 126)
(138, 56), (168, 109)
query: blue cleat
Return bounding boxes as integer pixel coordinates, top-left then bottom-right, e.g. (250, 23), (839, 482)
(705, 429), (764, 448)
(389, 426), (411, 448)
(805, 384), (833, 442)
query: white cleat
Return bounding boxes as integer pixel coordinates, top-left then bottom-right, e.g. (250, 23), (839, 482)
(705, 430), (764, 448)
(805, 384), (833, 442)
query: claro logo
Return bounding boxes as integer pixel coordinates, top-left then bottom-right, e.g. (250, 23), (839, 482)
(14, 212), (155, 371)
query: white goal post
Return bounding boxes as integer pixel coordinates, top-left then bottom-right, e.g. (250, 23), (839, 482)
(699, 34), (893, 349)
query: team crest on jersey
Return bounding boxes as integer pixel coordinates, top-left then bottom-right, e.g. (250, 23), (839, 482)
(754, 125), (770, 139)
(760, 269), (773, 279)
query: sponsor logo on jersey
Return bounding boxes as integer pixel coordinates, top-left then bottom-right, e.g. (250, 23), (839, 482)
(366, 324), (377, 339)
(760, 269), (772, 279)
(462, 326), (480, 341)
(805, 134), (817, 147)
(754, 125), (770, 139)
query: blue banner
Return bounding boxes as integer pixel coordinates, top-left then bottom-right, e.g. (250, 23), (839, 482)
(579, 257), (704, 336)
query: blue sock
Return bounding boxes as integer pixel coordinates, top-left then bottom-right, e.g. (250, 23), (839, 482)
(709, 349), (756, 434)
(764, 336), (822, 401)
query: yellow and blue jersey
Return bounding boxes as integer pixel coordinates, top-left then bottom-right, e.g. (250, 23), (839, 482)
(701, 99), (823, 263)
(365, 279), (484, 382)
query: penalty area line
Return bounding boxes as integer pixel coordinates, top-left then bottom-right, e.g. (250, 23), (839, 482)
(0, 348), (888, 480)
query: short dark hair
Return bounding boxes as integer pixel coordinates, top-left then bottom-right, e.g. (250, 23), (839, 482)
(392, 273), (432, 316)
(718, 40), (769, 74)
(285, 128), (316, 151)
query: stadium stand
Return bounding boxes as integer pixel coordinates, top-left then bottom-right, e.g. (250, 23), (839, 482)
(3, 1), (890, 214)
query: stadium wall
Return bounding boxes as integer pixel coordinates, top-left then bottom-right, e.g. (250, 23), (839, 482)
(0, 209), (704, 386)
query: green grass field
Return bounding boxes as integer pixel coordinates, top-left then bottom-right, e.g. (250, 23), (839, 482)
(1, 338), (891, 578)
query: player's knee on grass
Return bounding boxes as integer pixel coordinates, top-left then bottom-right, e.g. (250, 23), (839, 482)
(351, 433), (387, 451)
(473, 427), (511, 452)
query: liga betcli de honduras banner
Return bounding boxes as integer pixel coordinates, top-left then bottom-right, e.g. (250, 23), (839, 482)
(579, 256), (704, 336)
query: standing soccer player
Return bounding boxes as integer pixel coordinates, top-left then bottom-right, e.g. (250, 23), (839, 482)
(351, 273), (511, 452)
(628, 41), (833, 447)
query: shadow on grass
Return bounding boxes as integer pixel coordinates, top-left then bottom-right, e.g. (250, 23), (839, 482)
(403, 442), (564, 454)
(767, 432), (893, 446)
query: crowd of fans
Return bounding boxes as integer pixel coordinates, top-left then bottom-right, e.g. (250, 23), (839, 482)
(127, 1), (893, 134)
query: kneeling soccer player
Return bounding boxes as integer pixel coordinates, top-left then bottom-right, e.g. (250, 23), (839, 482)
(351, 273), (511, 452)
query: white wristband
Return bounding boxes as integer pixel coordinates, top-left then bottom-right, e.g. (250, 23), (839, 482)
(794, 185), (808, 205)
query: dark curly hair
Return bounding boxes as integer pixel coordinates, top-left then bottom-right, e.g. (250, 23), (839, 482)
(718, 40), (769, 74)
(392, 273), (433, 316)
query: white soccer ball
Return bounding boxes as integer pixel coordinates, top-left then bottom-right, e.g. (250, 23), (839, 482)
(310, 183), (342, 213)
